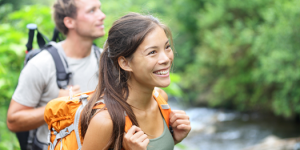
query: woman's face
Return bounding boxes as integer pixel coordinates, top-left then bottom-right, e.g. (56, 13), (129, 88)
(128, 26), (174, 88)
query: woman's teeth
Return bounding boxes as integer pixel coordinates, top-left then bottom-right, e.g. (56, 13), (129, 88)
(154, 70), (169, 75)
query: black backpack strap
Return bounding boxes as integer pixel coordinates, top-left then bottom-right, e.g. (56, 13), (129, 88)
(45, 45), (71, 89)
(15, 131), (29, 150)
(51, 27), (62, 42)
(36, 29), (49, 49)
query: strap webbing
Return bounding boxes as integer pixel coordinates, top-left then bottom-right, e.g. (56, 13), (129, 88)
(49, 124), (75, 150)
(93, 45), (102, 77)
(46, 45), (71, 89)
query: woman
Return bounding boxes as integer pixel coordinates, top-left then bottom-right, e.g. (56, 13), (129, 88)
(80, 13), (191, 150)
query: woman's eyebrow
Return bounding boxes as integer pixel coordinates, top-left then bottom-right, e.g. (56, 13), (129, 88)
(144, 40), (170, 52)
(165, 40), (170, 45)
(144, 46), (158, 52)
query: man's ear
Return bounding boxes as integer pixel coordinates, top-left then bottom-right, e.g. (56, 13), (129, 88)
(63, 16), (75, 29)
(118, 56), (132, 72)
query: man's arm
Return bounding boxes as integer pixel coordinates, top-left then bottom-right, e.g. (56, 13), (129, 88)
(7, 87), (81, 132)
(6, 100), (46, 132)
(6, 61), (47, 132)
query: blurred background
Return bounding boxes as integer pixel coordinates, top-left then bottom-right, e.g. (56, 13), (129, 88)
(1, 0), (300, 149)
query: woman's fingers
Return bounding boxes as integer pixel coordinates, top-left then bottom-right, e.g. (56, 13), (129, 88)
(135, 133), (148, 143)
(126, 125), (141, 137)
(170, 110), (189, 124)
(177, 124), (192, 130)
(170, 110), (191, 132)
(171, 119), (190, 128)
(131, 130), (145, 142)
(123, 125), (149, 150)
(141, 138), (150, 147)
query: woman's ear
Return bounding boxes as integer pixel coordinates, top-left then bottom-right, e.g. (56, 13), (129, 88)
(118, 56), (132, 72)
(64, 16), (75, 29)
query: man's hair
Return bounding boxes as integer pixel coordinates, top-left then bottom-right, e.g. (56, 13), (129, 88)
(53, 0), (77, 35)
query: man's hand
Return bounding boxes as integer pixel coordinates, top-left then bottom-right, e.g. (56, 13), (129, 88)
(58, 85), (81, 97)
(170, 110), (191, 144)
(123, 125), (149, 150)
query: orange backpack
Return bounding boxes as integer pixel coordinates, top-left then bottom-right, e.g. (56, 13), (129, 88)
(44, 90), (171, 150)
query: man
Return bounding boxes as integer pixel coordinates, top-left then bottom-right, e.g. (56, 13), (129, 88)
(6, 0), (106, 149)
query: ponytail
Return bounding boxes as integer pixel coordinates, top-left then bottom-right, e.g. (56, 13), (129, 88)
(81, 44), (138, 149)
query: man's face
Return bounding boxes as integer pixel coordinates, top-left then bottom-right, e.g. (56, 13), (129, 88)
(74, 0), (106, 39)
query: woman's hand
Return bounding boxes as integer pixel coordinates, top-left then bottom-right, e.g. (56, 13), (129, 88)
(170, 110), (191, 144)
(123, 125), (149, 150)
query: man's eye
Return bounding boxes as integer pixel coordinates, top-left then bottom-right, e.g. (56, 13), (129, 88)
(89, 9), (95, 13)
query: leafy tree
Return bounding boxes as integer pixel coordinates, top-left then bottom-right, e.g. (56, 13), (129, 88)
(182, 0), (300, 118)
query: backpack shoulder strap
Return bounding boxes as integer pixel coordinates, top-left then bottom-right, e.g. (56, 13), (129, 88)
(152, 90), (171, 129)
(93, 45), (102, 63)
(93, 45), (102, 77)
(45, 44), (71, 89)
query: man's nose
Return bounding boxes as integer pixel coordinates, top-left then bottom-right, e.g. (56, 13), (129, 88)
(96, 9), (106, 20)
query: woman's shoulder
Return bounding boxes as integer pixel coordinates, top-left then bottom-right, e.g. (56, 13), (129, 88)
(90, 109), (112, 127)
(82, 109), (113, 149)
(155, 87), (168, 102)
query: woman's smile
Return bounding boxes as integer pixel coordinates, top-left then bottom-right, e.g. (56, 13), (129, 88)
(153, 68), (170, 77)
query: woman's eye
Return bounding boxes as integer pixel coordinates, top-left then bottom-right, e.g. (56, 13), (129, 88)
(166, 45), (171, 49)
(148, 51), (155, 55)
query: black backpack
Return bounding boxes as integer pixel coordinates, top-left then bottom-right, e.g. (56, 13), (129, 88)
(16, 24), (102, 150)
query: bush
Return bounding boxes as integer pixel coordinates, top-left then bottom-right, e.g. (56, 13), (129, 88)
(182, 0), (300, 117)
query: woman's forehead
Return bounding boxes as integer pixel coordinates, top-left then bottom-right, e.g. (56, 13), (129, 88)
(138, 27), (168, 50)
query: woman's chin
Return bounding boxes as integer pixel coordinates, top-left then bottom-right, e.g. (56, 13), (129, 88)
(156, 83), (171, 88)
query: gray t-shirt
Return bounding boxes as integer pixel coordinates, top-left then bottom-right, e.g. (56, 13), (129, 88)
(12, 41), (99, 143)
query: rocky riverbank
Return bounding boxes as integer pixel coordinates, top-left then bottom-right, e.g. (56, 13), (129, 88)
(243, 136), (300, 150)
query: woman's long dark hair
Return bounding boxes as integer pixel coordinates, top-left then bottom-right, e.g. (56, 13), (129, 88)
(81, 13), (174, 150)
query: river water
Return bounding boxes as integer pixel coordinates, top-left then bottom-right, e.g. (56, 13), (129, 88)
(168, 99), (300, 150)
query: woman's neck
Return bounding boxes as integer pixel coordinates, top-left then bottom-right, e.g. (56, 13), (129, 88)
(126, 81), (155, 111)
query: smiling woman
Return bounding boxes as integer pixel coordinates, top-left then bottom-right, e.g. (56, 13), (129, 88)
(80, 13), (191, 150)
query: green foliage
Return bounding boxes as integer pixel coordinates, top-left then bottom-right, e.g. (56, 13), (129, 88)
(0, 0), (53, 10)
(182, 0), (300, 117)
(175, 143), (189, 150)
(162, 73), (183, 98)
(0, 107), (19, 150)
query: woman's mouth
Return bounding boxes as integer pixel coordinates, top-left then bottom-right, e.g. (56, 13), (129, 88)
(153, 69), (169, 75)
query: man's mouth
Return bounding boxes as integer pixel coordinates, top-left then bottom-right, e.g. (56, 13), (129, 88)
(96, 24), (104, 28)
